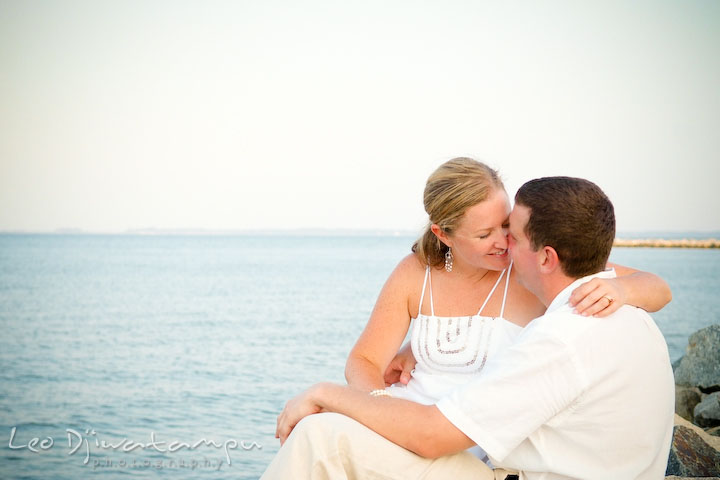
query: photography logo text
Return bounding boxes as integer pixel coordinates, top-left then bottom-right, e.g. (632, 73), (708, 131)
(8, 426), (262, 468)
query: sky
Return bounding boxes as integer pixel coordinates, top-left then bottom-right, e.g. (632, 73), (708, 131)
(1, 0), (719, 234)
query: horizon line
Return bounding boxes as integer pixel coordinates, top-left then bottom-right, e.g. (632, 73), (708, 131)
(2, 227), (720, 239)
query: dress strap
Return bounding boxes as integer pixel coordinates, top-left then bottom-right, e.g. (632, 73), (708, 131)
(499, 261), (513, 318)
(476, 267), (508, 316)
(418, 266), (435, 317)
(428, 268), (435, 316)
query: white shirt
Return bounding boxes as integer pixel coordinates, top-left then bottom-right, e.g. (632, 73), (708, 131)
(436, 270), (675, 480)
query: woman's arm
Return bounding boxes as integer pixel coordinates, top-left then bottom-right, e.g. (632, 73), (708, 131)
(345, 255), (419, 392)
(569, 263), (672, 317)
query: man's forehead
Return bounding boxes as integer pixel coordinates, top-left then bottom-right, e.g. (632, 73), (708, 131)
(509, 205), (529, 231)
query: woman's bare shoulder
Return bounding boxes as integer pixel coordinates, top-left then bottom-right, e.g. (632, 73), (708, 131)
(397, 253), (426, 272)
(388, 253), (427, 285)
(371, 254), (426, 319)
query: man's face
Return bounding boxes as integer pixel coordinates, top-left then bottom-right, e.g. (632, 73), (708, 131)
(508, 204), (541, 295)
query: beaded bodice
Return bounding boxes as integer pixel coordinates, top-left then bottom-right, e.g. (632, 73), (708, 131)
(410, 264), (518, 375)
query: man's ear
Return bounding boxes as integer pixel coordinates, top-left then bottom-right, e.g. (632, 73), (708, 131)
(430, 224), (452, 248)
(539, 246), (560, 274)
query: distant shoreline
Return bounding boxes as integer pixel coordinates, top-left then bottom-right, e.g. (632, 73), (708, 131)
(614, 238), (720, 249)
(1, 231), (720, 247)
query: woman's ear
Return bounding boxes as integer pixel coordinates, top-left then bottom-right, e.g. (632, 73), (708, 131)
(430, 224), (452, 248)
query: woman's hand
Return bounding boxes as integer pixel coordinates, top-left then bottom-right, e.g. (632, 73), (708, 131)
(569, 277), (627, 318)
(383, 342), (417, 386)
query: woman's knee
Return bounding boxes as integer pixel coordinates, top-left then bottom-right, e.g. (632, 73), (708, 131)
(293, 412), (354, 438)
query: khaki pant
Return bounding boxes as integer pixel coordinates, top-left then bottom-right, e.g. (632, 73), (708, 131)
(261, 412), (518, 480)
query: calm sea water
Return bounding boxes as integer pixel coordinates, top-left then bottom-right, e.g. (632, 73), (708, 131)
(0, 234), (718, 479)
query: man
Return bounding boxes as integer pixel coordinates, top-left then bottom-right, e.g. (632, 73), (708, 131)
(262, 177), (675, 479)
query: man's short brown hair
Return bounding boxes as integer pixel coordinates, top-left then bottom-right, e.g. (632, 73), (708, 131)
(515, 176), (615, 278)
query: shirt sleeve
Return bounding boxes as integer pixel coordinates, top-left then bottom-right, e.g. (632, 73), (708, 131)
(435, 322), (588, 462)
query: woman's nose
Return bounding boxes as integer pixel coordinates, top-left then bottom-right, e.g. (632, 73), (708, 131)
(496, 229), (508, 247)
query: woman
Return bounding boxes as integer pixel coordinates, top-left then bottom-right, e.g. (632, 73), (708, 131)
(345, 158), (671, 408)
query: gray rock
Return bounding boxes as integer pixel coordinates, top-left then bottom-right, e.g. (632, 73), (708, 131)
(666, 425), (720, 477)
(674, 325), (720, 393)
(673, 355), (684, 372)
(665, 477), (720, 479)
(695, 393), (720, 429)
(676, 387), (702, 422)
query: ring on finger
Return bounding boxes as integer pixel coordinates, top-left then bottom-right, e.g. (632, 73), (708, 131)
(603, 295), (614, 306)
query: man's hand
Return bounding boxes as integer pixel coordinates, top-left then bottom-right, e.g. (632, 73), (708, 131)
(383, 342), (416, 386)
(275, 383), (327, 444)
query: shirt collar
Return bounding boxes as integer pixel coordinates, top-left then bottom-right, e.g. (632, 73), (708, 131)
(546, 268), (618, 314)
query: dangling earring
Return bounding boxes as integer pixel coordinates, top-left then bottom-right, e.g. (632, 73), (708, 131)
(445, 248), (453, 272)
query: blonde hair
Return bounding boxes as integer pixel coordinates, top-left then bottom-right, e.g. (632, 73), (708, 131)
(412, 158), (505, 268)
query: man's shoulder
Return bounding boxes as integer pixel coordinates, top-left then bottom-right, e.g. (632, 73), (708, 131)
(523, 305), (590, 337)
(523, 303), (654, 347)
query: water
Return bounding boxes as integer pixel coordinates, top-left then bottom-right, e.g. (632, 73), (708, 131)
(1, 234), (718, 479)
(609, 246), (720, 362)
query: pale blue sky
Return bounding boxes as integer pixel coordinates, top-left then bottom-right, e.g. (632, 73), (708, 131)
(1, 1), (718, 233)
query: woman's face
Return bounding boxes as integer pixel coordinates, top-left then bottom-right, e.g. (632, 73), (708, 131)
(445, 188), (511, 272)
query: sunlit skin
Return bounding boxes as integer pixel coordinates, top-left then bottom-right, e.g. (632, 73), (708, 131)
(507, 203), (542, 297)
(431, 188), (512, 277)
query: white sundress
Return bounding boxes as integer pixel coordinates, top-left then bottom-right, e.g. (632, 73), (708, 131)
(387, 262), (524, 463)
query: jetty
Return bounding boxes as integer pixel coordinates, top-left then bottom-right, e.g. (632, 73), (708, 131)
(613, 238), (720, 249)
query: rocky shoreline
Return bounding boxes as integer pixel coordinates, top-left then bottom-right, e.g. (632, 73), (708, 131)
(666, 324), (720, 478)
(614, 239), (720, 248)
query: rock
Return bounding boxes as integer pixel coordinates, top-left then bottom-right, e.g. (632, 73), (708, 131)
(695, 393), (720, 429)
(666, 415), (720, 477)
(666, 426), (720, 476)
(673, 355), (684, 372)
(676, 386), (702, 422)
(665, 477), (720, 479)
(707, 426), (720, 437)
(674, 325), (720, 393)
